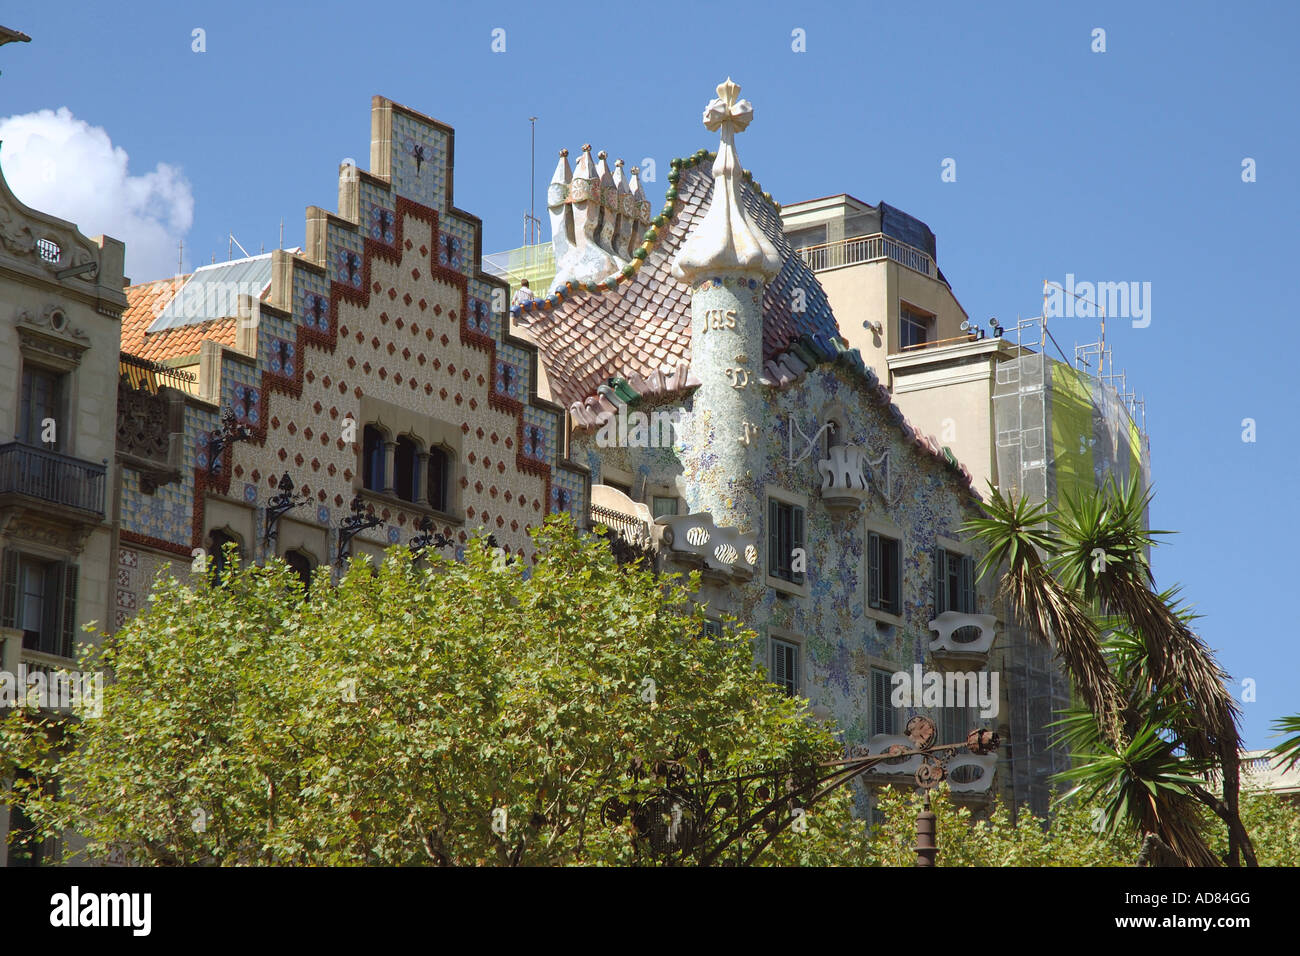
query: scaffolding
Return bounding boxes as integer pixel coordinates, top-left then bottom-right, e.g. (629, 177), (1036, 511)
(990, 311), (1151, 818)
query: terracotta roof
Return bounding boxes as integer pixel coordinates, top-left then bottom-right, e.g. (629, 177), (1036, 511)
(519, 158), (840, 412)
(121, 275), (238, 362)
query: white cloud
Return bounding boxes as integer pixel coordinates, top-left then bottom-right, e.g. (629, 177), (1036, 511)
(0, 107), (193, 281)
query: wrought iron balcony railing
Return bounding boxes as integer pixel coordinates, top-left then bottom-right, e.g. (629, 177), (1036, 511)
(0, 442), (107, 517)
(796, 232), (935, 278)
(591, 503), (651, 548)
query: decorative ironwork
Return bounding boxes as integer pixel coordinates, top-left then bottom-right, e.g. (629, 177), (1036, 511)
(337, 494), (384, 565)
(409, 515), (454, 555)
(205, 408), (253, 477)
(263, 472), (309, 545)
(600, 722), (999, 866)
(119, 351), (196, 393)
(0, 442), (107, 516)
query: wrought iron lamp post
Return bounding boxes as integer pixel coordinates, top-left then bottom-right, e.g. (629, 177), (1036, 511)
(263, 472), (309, 546)
(409, 515), (454, 555)
(337, 494), (384, 566)
(205, 407), (253, 477)
(601, 716), (999, 867)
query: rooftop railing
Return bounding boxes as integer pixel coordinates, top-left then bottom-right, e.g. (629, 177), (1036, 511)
(796, 232), (936, 278)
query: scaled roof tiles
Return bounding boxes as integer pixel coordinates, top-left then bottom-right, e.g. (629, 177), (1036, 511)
(518, 159), (840, 412)
(516, 153), (978, 495)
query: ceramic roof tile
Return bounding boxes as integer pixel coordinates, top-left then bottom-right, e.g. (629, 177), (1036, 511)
(121, 275), (239, 362)
(523, 161), (841, 409)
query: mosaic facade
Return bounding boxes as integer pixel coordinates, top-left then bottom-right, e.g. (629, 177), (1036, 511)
(116, 98), (588, 616)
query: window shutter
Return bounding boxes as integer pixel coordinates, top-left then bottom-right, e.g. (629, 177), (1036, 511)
(792, 506), (805, 585)
(60, 562), (78, 659)
(933, 547), (947, 615)
(868, 532), (880, 608)
(767, 498), (780, 573)
(960, 554), (976, 613)
(0, 549), (18, 630)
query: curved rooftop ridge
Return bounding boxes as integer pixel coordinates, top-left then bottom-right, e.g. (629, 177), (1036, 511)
(515, 149), (782, 316)
(522, 159), (836, 408)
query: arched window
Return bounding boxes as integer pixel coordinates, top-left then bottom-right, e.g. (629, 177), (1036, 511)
(363, 426), (386, 491)
(209, 529), (240, 585)
(394, 436), (418, 502)
(427, 446), (450, 513)
(284, 549), (314, 594)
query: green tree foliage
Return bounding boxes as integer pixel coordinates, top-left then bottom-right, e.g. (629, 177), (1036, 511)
(1, 518), (873, 866)
(865, 786), (1134, 867)
(1209, 792), (1300, 868)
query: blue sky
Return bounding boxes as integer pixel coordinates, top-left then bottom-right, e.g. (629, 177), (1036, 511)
(2, 0), (1296, 749)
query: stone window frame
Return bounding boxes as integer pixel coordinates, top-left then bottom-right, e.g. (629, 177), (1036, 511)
(356, 395), (464, 526)
(767, 627), (804, 699)
(765, 484), (810, 599)
(863, 514), (906, 627)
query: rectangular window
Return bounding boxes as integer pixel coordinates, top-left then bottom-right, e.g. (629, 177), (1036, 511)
(768, 498), (805, 584)
(940, 703), (974, 750)
(699, 618), (723, 639)
(19, 366), (64, 449)
(933, 547), (976, 615)
(1, 550), (76, 659)
(770, 637), (800, 697)
(870, 667), (896, 737)
(867, 531), (901, 615)
(651, 495), (679, 519)
(604, 479), (632, 498)
(899, 303), (933, 351)
(427, 446), (449, 512)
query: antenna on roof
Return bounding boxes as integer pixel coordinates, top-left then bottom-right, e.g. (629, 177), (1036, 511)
(280, 218), (285, 251)
(228, 233), (251, 260)
(177, 239), (183, 276)
(525, 116), (541, 246)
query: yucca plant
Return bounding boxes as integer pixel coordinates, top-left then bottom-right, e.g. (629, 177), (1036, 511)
(965, 479), (1256, 866)
(964, 486), (1123, 746)
(1271, 715), (1300, 773)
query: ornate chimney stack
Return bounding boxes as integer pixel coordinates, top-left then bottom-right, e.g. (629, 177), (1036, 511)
(547, 148), (574, 270)
(673, 78), (781, 532)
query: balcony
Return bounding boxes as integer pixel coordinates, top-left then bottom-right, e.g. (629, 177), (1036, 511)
(588, 484), (759, 581)
(796, 232), (935, 278)
(853, 733), (997, 795)
(0, 442), (107, 518)
(817, 444), (871, 512)
(589, 485), (654, 566)
(656, 513), (758, 582)
(928, 611), (998, 667)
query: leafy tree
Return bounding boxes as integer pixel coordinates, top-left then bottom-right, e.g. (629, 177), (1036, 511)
(1, 517), (872, 866)
(1209, 791), (1300, 868)
(865, 785), (1134, 867)
(964, 478), (1255, 866)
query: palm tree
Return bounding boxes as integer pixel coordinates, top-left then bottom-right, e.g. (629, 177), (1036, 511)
(964, 477), (1256, 866)
(1271, 715), (1300, 772)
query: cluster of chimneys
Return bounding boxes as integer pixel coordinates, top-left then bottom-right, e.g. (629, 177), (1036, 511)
(546, 145), (653, 292)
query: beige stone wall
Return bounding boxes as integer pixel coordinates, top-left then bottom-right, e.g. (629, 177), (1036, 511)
(890, 352), (999, 492)
(0, 157), (127, 665)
